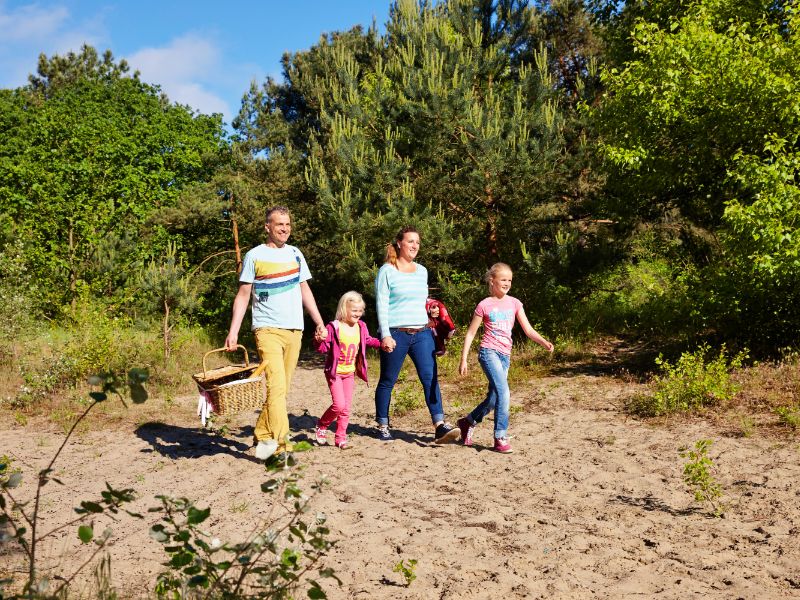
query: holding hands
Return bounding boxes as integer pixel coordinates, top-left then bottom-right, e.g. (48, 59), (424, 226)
(381, 336), (396, 353)
(314, 323), (328, 343)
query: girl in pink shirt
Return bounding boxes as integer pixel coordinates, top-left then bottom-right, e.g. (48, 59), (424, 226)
(457, 263), (554, 453)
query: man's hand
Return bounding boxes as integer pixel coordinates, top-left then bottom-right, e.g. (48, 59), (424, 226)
(224, 333), (238, 351)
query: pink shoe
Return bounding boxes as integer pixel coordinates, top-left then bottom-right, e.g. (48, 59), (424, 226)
(336, 438), (349, 449)
(314, 425), (328, 445)
(493, 437), (513, 453)
(457, 417), (475, 446)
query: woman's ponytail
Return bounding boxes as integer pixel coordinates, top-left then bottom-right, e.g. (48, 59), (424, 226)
(384, 242), (399, 267)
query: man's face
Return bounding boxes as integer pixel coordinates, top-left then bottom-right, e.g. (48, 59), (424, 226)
(265, 212), (292, 247)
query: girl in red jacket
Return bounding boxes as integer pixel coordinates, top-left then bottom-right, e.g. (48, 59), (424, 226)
(314, 291), (381, 448)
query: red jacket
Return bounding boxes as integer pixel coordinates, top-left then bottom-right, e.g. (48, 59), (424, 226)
(314, 320), (381, 383)
(426, 298), (456, 356)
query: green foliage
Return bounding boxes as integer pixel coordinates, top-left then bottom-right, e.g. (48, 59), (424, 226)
(0, 371), (148, 598)
(392, 558), (418, 587)
(151, 443), (339, 600)
(0, 45), (225, 314)
(775, 405), (800, 430)
(139, 241), (205, 358)
(679, 439), (725, 516)
(236, 0), (590, 315)
(627, 344), (746, 416)
(593, 0), (800, 350)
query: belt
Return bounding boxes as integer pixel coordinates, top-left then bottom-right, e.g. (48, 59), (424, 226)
(395, 327), (426, 334)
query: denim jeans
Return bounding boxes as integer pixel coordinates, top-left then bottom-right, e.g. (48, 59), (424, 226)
(375, 328), (444, 426)
(469, 347), (511, 438)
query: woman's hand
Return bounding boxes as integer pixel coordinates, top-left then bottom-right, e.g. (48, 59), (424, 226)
(381, 336), (396, 353)
(314, 324), (328, 343)
(459, 357), (468, 376)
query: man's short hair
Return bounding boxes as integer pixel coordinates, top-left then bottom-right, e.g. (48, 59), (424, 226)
(266, 206), (291, 223)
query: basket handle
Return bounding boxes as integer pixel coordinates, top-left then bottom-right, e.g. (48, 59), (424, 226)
(202, 345), (249, 378)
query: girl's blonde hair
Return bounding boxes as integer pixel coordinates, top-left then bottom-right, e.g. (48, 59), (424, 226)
(384, 226), (420, 267)
(336, 291), (366, 321)
(484, 262), (512, 284)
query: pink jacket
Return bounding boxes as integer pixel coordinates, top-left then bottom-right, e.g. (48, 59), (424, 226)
(314, 320), (381, 383)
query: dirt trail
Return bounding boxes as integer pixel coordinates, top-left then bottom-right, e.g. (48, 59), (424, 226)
(2, 354), (799, 599)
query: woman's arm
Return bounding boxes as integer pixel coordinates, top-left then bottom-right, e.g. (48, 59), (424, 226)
(459, 314), (483, 375)
(374, 266), (396, 351)
(517, 309), (554, 353)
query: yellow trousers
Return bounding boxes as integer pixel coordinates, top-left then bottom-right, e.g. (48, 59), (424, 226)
(253, 327), (302, 453)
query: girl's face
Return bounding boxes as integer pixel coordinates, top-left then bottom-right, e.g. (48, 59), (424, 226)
(489, 269), (513, 297)
(396, 232), (420, 262)
(343, 302), (365, 325)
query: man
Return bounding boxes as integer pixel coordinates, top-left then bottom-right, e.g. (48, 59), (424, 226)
(225, 206), (327, 459)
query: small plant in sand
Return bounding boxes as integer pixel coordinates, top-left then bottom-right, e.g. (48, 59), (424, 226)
(775, 405), (800, 430)
(628, 344), (746, 416)
(0, 369), (148, 598)
(151, 442), (339, 599)
(392, 558), (418, 587)
(679, 439), (726, 517)
(391, 385), (421, 417)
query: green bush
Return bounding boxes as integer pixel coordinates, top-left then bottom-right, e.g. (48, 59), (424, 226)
(775, 405), (800, 430)
(627, 344), (747, 416)
(10, 312), (215, 408)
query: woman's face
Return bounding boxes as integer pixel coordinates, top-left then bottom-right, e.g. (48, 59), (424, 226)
(397, 232), (420, 261)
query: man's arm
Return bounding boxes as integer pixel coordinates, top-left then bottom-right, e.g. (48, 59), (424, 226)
(300, 281), (327, 340)
(225, 282), (252, 350)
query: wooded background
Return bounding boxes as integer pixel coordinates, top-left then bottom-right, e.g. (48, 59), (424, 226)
(2, 0), (798, 367)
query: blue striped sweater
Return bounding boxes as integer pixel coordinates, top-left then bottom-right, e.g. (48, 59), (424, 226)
(374, 263), (429, 338)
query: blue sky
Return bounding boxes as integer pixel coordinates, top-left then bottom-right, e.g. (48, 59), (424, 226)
(0, 0), (391, 126)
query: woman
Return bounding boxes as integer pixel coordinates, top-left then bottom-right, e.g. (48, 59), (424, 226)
(374, 226), (460, 443)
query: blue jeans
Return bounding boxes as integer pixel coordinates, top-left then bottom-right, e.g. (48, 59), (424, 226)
(375, 328), (444, 426)
(469, 347), (511, 438)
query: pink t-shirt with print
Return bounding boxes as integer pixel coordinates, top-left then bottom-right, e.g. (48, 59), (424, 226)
(476, 295), (523, 356)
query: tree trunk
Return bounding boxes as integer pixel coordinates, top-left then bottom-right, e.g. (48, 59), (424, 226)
(163, 300), (171, 359)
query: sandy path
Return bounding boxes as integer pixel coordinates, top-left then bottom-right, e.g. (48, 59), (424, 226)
(2, 357), (799, 599)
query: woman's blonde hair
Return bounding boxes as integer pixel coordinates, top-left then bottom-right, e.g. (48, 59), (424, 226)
(336, 291), (366, 321)
(384, 226), (420, 267)
(484, 262), (512, 284)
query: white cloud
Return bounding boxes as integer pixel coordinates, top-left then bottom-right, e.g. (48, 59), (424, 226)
(0, 2), (107, 88)
(127, 34), (230, 117)
(0, 3), (69, 42)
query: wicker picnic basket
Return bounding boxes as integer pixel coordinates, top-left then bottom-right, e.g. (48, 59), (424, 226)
(192, 345), (265, 415)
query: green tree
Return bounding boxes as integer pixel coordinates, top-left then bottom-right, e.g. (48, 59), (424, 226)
(237, 0), (569, 317)
(593, 0), (800, 347)
(0, 46), (225, 314)
(139, 242), (203, 358)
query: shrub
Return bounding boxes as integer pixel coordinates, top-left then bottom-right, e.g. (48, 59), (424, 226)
(775, 405), (800, 430)
(627, 344), (747, 416)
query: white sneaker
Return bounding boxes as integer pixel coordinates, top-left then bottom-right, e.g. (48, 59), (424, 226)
(254, 439), (278, 460)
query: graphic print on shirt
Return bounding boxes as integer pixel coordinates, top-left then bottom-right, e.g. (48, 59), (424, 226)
(337, 326), (360, 375)
(253, 254), (301, 304)
(487, 307), (515, 345)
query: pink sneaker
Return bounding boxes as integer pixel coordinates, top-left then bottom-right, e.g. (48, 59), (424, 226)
(457, 417), (475, 446)
(336, 439), (349, 449)
(493, 437), (513, 453)
(314, 426), (328, 445)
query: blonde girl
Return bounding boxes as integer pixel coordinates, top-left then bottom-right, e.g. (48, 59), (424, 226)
(457, 263), (554, 453)
(314, 291), (381, 448)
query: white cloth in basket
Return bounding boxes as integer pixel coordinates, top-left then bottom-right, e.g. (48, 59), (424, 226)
(197, 388), (215, 426)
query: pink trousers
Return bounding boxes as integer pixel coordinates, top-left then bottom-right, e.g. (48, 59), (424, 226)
(318, 373), (355, 444)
